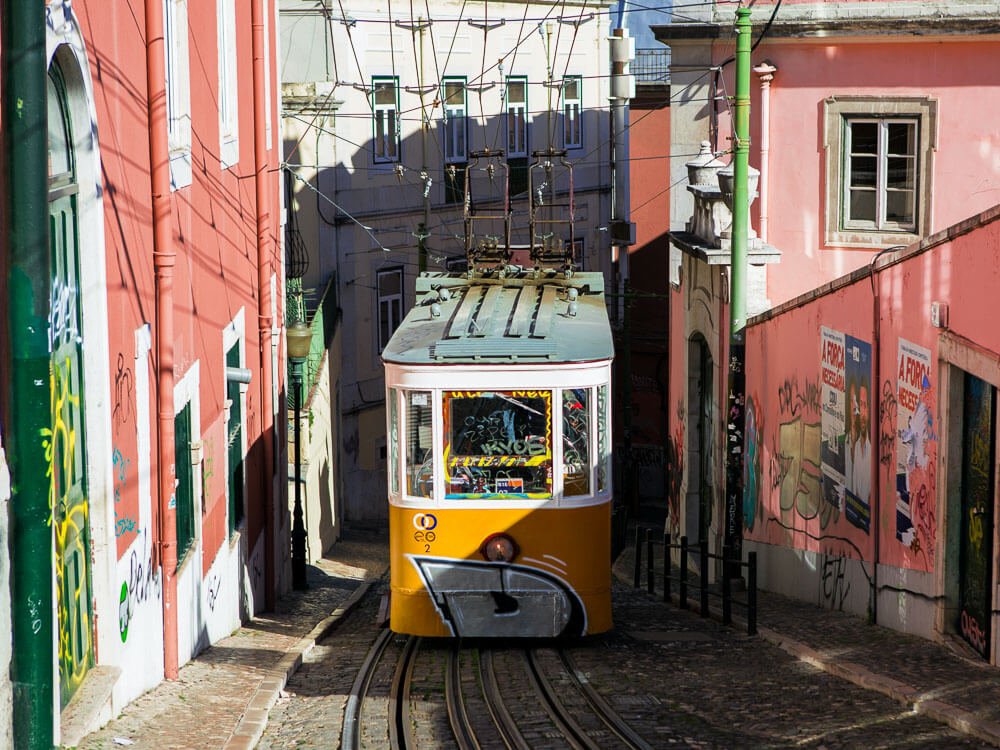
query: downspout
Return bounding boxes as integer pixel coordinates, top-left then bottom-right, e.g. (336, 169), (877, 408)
(252, 0), (277, 609)
(753, 62), (776, 243)
(144, 0), (179, 678)
(4, 0), (55, 744)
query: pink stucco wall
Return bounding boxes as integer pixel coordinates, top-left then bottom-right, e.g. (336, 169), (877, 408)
(740, 39), (1000, 306)
(744, 205), (1000, 575)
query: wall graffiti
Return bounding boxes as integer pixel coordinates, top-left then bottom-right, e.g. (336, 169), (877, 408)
(113, 447), (138, 539)
(48, 279), (79, 354)
(777, 377), (821, 418)
(878, 380), (898, 467)
(895, 339), (937, 567)
(206, 573), (221, 612)
(821, 550), (852, 611)
(665, 401), (685, 536)
(113, 352), (135, 427)
(743, 395), (762, 532)
(118, 530), (160, 643)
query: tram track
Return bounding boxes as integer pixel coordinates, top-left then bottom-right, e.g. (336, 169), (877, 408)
(345, 627), (651, 750)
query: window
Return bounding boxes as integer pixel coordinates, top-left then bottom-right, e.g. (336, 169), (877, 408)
(844, 119), (917, 231)
(218, 0), (239, 168)
(443, 390), (553, 499)
(506, 77), (529, 196)
(373, 77), (400, 163)
(562, 389), (591, 496)
(164, 0), (191, 189)
(562, 76), (582, 150)
(175, 402), (196, 563)
(226, 343), (245, 534)
(406, 391), (433, 498)
(377, 267), (403, 352)
(506, 77), (527, 157)
(443, 78), (467, 163)
(823, 96), (937, 248)
(388, 388), (400, 495)
(597, 384), (610, 493)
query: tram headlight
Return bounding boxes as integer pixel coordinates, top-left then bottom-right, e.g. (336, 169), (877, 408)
(480, 533), (518, 563)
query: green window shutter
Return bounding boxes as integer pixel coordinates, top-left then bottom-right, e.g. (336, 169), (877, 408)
(174, 403), (195, 563)
(227, 345), (244, 534)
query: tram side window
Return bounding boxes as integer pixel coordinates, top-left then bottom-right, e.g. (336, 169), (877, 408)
(597, 384), (609, 493)
(388, 388), (399, 495)
(563, 389), (591, 497)
(443, 390), (552, 499)
(406, 391), (433, 497)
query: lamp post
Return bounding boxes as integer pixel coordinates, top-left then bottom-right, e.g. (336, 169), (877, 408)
(287, 321), (312, 590)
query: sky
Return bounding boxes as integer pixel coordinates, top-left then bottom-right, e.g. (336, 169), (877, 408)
(621, 2), (672, 48)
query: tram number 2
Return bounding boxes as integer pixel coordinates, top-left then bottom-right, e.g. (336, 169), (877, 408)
(412, 513), (438, 552)
(413, 530), (437, 552)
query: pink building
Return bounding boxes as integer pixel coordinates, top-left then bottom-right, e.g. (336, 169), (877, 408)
(653, 1), (1000, 656)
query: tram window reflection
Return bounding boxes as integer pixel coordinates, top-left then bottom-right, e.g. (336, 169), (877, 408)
(597, 384), (609, 493)
(406, 391), (433, 497)
(443, 390), (553, 499)
(563, 388), (591, 496)
(389, 388), (399, 495)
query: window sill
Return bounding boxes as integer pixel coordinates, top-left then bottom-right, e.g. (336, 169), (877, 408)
(826, 229), (920, 249)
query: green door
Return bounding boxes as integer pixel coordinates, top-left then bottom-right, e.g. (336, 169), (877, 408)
(47, 64), (94, 706)
(958, 372), (996, 660)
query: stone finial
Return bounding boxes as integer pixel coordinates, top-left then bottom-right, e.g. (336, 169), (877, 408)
(685, 141), (725, 187)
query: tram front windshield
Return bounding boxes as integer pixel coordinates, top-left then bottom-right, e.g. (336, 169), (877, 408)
(443, 390), (552, 499)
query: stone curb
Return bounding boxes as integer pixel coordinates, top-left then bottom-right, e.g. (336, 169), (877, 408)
(221, 579), (375, 750)
(612, 563), (1000, 748)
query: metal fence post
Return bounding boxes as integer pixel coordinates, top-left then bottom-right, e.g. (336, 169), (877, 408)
(663, 533), (671, 602)
(722, 545), (732, 625)
(633, 525), (642, 589)
(680, 536), (688, 609)
(646, 528), (655, 595)
(699, 541), (709, 617)
(747, 551), (757, 636)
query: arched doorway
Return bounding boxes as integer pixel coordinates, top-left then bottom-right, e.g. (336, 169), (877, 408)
(686, 335), (714, 547)
(47, 52), (94, 708)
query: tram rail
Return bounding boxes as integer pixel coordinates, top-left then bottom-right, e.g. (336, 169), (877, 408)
(345, 625), (651, 750)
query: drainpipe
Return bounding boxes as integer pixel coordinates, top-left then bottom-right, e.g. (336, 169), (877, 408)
(753, 62), (777, 244)
(252, 0), (276, 609)
(4, 0), (55, 744)
(144, 0), (179, 678)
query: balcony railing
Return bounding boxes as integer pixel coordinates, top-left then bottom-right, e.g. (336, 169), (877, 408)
(286, 274), (338, 403)
(634, 48), (670, 84)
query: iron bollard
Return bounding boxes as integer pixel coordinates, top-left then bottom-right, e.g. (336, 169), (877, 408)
(679, 536), (688, 609)
(633, 525), (642, 589)
(722, 545), (732, 625)
(646, 528), (655, 595)
(699, 541), (709, 617)
(748, 551), (757, 636)
(663, 533), (671, 602)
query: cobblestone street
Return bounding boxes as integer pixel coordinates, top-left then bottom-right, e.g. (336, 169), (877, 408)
(258, 577), (990, 749)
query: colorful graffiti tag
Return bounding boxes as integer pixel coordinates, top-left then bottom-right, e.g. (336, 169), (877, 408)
(743, 395), (762, 532)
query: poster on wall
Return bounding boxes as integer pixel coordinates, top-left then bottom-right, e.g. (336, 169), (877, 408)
(896, 338), (933, 546)
(820, 327), (846, 513)
(843, 335), (872, 533)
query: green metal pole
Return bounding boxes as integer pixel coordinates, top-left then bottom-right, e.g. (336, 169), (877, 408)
(730, 7), (751, 336)
(724, 7), (752, 573)
(3, 0), (55, 747)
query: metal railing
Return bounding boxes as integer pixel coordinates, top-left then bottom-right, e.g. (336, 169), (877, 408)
(633, 527), (757, 635)
(286, 274), (338, 403)
(634, 48), (670, 84)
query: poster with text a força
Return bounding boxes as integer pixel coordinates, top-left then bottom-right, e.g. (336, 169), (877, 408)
(844, 336), (872, 533)
(896, 338), (932, 546)
(820, 327), (846, 513)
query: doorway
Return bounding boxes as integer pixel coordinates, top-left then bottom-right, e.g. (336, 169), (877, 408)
(686, 336), (714, 547)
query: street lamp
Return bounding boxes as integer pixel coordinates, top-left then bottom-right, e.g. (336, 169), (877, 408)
(287, 320), (312, 591)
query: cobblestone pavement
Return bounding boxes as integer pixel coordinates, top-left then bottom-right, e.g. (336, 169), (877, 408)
(259, 573), (990, 749)
(73, 532), (388, 750)
(77, 529), (1000, 749)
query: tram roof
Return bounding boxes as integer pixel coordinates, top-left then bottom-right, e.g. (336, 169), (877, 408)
(381, 271), (614, 365)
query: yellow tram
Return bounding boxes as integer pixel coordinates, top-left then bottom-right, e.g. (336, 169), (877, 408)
(382, 270), (614, 638)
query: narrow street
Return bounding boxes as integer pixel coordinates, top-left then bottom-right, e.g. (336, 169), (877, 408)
(259, 577), (989, 750)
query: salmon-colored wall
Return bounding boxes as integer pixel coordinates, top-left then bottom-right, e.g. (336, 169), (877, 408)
(746, 40), (1000, 306)
(744, 206), (1000, 574)
(81, 0), (283, 570)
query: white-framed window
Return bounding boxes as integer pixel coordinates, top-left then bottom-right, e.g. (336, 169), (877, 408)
(506, 76), (527, 158)
(377, 267), (403, 352)
(217, 0), (239, 169)
(373, 77), (400, 164)
(264, 0), (272, 149)
(164, 0), (192, 189)
(562, 76), (582, 150)
(843, 119), (917, 232)
(442, 77), (467, 164)
(823, 95), (937, 248)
